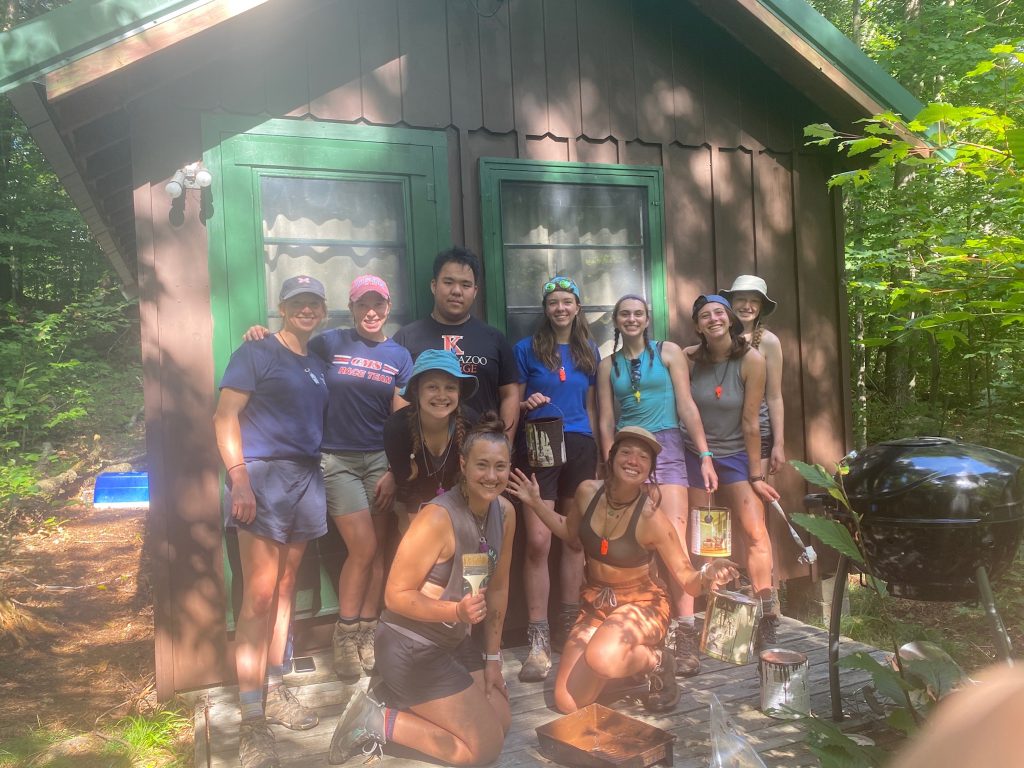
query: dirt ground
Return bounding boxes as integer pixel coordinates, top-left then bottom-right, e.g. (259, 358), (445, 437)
(0, 496), (157, 739)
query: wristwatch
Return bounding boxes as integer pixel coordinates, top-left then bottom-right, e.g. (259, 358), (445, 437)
(748, 474), (766, 483)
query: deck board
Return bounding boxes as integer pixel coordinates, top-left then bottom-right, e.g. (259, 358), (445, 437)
(191, 616), (896, 767)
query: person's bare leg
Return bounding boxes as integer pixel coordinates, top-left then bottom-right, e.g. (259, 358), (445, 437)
(360, 512), (389, 617)
(235, 532), (284, 694)
(523, 501), (554, 622)
(554, 625), (606, 713)
(333, 510), (376, 616)
(266, 540), (307, 667)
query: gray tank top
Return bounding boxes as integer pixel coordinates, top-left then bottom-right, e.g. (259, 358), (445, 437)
(684, 357), (746, 457)
(380, 487), (505, 649)
(750, 337), (771, 437)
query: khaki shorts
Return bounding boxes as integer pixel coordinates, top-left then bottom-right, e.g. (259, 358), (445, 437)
(321, 449), (388, 516)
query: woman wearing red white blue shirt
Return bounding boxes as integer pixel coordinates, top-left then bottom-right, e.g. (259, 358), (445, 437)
(514, 276), (599, 683)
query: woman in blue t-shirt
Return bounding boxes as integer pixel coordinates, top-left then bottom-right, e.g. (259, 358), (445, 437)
(214, 275), (330, 766)
(596, 293), (718, 677)
(514, 275), (599, 683)
(245, 275), (412, 683)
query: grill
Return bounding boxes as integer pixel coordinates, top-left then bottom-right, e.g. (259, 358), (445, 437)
(805, 437), (1024, 720)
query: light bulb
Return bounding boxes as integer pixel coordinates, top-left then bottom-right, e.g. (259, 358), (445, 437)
(194, 168), (212, 188)
(166, 170), (185, 199)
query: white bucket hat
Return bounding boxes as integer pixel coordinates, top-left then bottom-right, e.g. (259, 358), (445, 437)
(720, 275), (777, 318)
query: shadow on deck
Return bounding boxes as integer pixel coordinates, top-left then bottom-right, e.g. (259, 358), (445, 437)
(189, 616), (903, 767)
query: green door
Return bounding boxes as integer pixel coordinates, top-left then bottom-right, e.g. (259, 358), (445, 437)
(205, 118), (450, 627)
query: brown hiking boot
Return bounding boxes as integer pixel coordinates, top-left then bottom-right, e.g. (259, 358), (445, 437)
(672, 623), (701, 677)
(756, 613), (780, 652)
(328, 689), (386, 764)
(644, 647), (680, 712)
(264, 685), (318, 731)
(356, 618), (377, 674)
(518, 623), (552, 682)
(238, 719), (280, 768)
(332, 621), (362, 681)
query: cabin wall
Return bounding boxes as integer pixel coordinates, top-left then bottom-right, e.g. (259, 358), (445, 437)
(110, 0), (850, 694)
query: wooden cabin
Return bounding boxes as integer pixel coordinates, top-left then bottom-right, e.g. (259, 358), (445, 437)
(0, 0), (921, 698)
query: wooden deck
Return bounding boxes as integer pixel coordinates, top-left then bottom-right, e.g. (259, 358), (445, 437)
(191, 616), (900, 767)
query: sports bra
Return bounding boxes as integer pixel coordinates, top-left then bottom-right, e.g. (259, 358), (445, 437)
(578, 486), (652, 568)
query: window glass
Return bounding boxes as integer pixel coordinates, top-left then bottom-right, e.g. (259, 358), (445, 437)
(500, 181), (649, 353)
(260, 176), (407, 333)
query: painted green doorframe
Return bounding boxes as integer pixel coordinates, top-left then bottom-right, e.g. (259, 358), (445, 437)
(478, 158), (667, 341)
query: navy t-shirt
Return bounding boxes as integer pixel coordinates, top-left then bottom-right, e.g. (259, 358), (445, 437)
(219, 336), (328, 461)
(515, 339), (599, 435)
(310, 328), (413, 452)
(393, 316), (517, 416)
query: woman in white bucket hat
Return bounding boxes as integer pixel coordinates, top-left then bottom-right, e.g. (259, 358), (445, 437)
(720, 275), (784, 477)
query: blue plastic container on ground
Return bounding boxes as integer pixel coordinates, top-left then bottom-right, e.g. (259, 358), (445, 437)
(93, 471), (149, 509)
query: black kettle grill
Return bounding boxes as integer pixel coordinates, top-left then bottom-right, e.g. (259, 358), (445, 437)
(805, 437), (1024, 719)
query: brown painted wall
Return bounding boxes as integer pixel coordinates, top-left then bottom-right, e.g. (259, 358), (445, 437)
(118, 0), (850, 694)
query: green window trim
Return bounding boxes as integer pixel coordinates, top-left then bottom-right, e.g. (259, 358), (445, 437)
(478, 157), (667, 342)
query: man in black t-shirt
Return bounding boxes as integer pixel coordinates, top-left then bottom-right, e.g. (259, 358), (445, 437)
(394, 247), (519, 439)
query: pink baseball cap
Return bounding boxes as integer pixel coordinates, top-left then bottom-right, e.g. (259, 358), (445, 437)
(349, 275), (390, 302)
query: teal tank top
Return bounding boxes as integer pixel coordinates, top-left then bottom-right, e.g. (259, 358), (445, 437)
(610, 343), (678, 433)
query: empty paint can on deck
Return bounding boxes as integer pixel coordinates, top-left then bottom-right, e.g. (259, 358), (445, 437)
(526, 415), (566, 468)
(759, 649), (810, 719)
(690, 505), (731, 557)
(700, 589), (761, 665)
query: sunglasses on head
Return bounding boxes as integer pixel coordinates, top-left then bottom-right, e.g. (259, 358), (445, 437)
(543, 278), (578, 295)
(629, 357), (642, 388)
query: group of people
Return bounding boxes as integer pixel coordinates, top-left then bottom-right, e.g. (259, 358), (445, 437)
(213, 246), (788, 767)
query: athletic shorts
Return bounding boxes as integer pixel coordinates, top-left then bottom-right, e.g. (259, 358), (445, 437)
(223, 458), (328, 544)
(684, 450), (749, 487)
(374, 622), (484, 709)
(651, 428), (687, 486)
(321, 449), (389, 516)
(573, 575), (671, 641)
(519, 432), (598, 502)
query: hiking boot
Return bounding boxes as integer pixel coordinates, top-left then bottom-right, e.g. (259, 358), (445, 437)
(264, 685), (318, 731)
(238, 719), (280, 768)
(518, 623), (552, 682)
(357, 618), (377, 674)
(332, 621), (362, 681)
(644, 647), (680, 712)
(672, 623), (701, 677)
(756, 613), (780, 652)
(551, 606), (578, 653)
(328, 689), (386, 765)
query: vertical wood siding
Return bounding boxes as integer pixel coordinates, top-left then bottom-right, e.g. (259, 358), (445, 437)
(124, 0), (849, 691)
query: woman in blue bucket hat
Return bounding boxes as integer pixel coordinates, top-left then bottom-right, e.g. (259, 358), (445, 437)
(384, 348), (480, 532)
(513, 275), (600, 683)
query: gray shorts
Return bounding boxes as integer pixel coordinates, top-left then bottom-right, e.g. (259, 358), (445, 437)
(321, 450), (389, 516)
(653, 428), (688, 486)
(223, 458), (328, 544)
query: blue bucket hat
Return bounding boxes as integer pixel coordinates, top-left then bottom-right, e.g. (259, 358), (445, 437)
(400, 348), (479, 400)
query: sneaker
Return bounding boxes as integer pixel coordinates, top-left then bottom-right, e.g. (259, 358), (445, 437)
(356, 619), (377, 674)
(644, 647), (680, 712)
(328, 689), (386, 765)
(755, 613), (780, 652)
(264, 685), (318, 731)
(238, 719), (280, 768)
(518, 623), (552, 682)
(672, 623), (701, 677)
(332, 621), (362, 681)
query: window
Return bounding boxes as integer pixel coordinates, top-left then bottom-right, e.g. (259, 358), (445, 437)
(480, 159), (665, 352)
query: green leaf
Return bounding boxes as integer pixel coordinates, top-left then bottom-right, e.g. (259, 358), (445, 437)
(1007, 128), (1024, 168)
(846, 137), (886, 157)
(839, 653), (912, 702)
(788, 459), (838, 490)
(791, 513), (865, 566)
(964, 60), (996, 77)
(887, 707), (918, 735)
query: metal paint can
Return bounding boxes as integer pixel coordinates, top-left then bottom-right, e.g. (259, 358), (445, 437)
(759, 649), (810, 719)
(699, 589), (761, 665)
(690, 505), (731, 557)
(526, 415), (566, 468)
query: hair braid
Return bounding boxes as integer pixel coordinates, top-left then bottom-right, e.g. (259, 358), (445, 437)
(612, 327), (621, 378)
(643, 328), (653, 369)
(751, 322), (765, 350)
(406, 407), (421, 482)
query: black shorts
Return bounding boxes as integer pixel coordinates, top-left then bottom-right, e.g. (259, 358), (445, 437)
(374, 622), (483, 710)
(518, 432), (597, 501)
(760, 431), (773, 461)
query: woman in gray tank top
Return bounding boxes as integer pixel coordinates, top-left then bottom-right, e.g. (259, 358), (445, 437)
(329, 414), (516, 765)
(684, 294), (782, 649)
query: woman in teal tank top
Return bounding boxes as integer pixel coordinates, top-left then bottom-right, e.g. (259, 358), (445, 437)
(596, 294), (718, 677)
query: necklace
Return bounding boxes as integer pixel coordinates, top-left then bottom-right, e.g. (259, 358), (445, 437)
(470, 505), (490, 553)
(558, 347), (566, 382)
(599, 486), (642, 556)
(417, 417), (455, 497)
(624, 348), (645, 403)
(276, 332), (322, 385)
(712, 358), (731, 399)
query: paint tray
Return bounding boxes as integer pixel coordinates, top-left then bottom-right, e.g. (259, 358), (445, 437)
(536, 703), (675, 767)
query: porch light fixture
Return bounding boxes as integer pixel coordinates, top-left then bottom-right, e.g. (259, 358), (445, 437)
(166, 162), (213, 199)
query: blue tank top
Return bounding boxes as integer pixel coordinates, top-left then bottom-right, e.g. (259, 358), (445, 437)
(609, 343), (678, 433)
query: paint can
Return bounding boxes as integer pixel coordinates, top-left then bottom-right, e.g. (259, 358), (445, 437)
(759, 649), (810, 719)
(690, 505), (731, 557)
(700, 589), (761, 665)
(526, 409), (566, 468)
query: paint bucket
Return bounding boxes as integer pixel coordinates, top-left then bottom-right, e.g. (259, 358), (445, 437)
(759, 649), (810, 719)
(690, 505), (731, 557)
(526, 407), (566, 468)
(700, 589), (761, 665)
